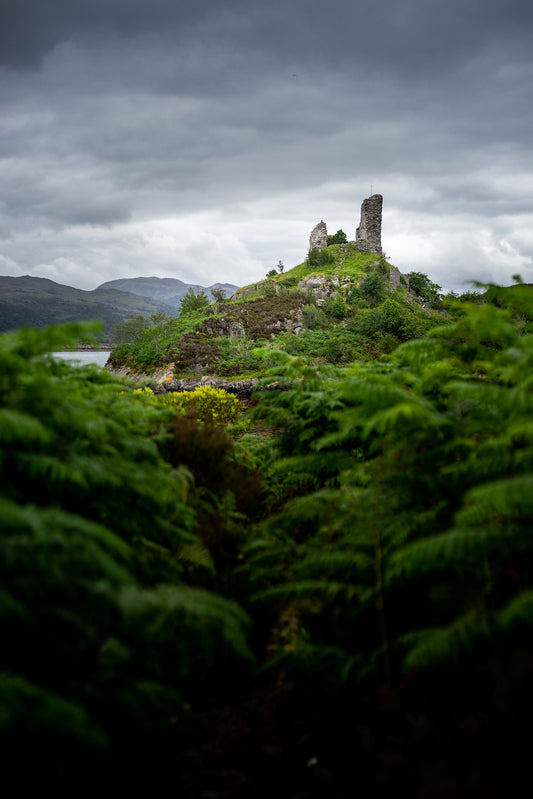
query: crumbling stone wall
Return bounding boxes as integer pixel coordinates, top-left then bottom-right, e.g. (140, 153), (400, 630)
(309, 220), (328, 250)
(356, 194), (383, 255)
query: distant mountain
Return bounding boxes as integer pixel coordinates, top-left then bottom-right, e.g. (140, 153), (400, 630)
(96, 276), (239, 309)
(0, 276), (177, 340)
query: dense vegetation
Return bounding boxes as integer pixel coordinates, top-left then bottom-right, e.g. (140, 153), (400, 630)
(3, 276), (533, 795)
(109, 245), (444, 375)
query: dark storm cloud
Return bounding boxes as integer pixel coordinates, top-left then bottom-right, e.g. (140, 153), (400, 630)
(3, 0), (532, 75)
(0, 0), (532, 290)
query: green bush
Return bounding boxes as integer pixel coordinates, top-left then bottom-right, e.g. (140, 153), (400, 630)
(308, 248), (335, 267)
(165, 332), (221, 370)
(327, 230), (348, 246)
(179, 288), (210, 315)
(408, 271), (442, 305)
(137, 385), (242, 425)
(301, 304), (328, 329)
(323, 295), (347, 318)
(360, 270), (386, 305)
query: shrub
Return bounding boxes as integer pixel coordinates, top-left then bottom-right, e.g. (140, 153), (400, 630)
(179, 288), (210, 316)
(210, 287), (227, 304)
(327, 229), (348, 246)
(279, 277), (297, 288)
(260, 281), (277, 297)
(165, 332), (221, 370)
(138, 385), (241, 425)
(360, 270), (386, 305)
(323, 295), (348, 318)
(408, 271), (442, 306)
(380, 298), (403, 334)
(308, 248), (335, 267)
(301, 304), (328, 329)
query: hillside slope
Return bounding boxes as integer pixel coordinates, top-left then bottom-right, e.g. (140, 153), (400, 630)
(0, 276), (177, 339)
(108, 244), (445, 378)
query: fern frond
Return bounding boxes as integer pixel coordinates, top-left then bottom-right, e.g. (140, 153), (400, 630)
(0, 409), (51, 446)
(292, 551), (373, 580)
(497, 591), (533, 631)
(400, 610), (491, 671)
(455, 474), (533, 526)
(389, 525), (504, 581)
(252, 579), (363, 604)
(0, 673), (107, 748)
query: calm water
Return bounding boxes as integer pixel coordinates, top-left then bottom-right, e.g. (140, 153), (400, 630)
(52, 351), (111, 367)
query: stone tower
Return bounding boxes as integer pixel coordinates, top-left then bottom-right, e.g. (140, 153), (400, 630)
(356, 194), (383, 255)
(309, 220), (328, 250)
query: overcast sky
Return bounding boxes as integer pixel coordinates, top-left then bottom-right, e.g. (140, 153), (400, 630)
(1, 0), (532, 293)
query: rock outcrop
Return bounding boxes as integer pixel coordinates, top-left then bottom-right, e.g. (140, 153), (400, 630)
(298, 274), (353, 305)
(309, 220), (328, 250)
(355, 194), (383, 255)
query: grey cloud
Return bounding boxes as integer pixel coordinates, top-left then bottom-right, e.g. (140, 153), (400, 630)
(0, 0), (532, 292)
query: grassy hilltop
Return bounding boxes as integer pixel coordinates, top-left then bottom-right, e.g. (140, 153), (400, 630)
(109, 243), (444, 376)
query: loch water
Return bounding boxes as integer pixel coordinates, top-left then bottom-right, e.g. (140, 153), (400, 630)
(52, 351), (111, 368)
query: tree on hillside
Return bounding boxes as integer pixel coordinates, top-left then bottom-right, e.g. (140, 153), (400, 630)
(211, 286), (227, 304)
(408, 271), (442, 306)
(327, 230), (348, 246)
(360, 270), (386, 305)
(179, 288), (210, 315)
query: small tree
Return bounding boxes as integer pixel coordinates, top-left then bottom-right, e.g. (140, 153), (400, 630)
(323, 295), (348, 318)
(179, 288), (210, 316)
(408, 272), (442, 306)
(327, 229), (348, 246)
(211, 286), (227, 304)
(361, 270), (386, 305)
(277, 260), (285, 274)
(266, 269), (277, 278)
(308, 248), (334, 267)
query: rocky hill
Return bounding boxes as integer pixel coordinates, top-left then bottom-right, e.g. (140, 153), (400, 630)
(108, 243), (446, 388)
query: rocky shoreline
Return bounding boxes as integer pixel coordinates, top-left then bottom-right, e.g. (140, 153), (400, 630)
(106, 364), (278, 397)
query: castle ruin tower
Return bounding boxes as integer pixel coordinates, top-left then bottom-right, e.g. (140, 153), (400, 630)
(309, 220), (328, 250)
(355, 194), (383, 255)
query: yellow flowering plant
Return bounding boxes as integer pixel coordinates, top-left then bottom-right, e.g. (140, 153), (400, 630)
(134, 384), (241, 425)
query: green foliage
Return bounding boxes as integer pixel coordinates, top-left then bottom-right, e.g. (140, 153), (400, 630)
(137, 385), (242, 425)
(109, 310), (206, 370)
(327, 230), (348, 246)
(238, 290), (533, 791)
(301, 304), (328, 329)
(323, 295), (347, 318)
(6, 281), (533, 793)
(179, 287), (210, 315)
(380, 298), (403, 334)
(408, 271), (443, 306)
(210, 286), (227, 304)
(165, 331), (221, 371)
(0, 322), (255, 786)
(307, 247), (335, 267)
(360, 269), (386, 304)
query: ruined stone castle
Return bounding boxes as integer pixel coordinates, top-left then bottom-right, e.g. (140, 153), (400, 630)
(309, 194), (383, 255)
